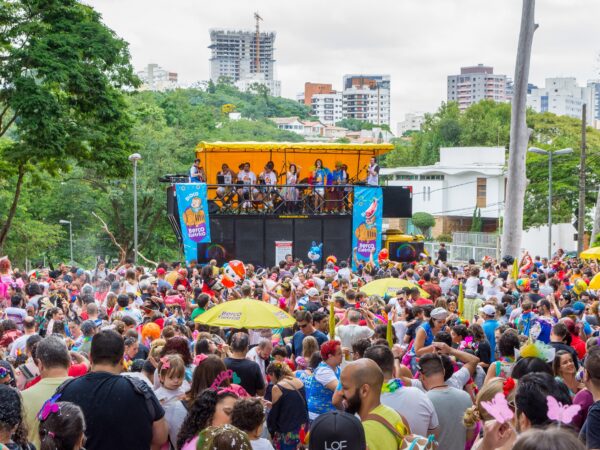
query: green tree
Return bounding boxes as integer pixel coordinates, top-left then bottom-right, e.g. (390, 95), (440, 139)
(412, 212), (436, 238)
(470, 207), (483, 232)
(0, 0), (137, 251)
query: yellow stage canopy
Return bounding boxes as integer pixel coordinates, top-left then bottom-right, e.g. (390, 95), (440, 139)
(195, 141), (394, 183)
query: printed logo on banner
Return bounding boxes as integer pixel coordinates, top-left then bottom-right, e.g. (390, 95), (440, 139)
(175, 183), (212, 263)
(352, 186), (383, 270)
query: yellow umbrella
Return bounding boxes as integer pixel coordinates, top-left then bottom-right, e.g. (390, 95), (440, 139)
(194, 298), (295, 329)
(581, 247), (600, 260)
(590, 273), (600, 290)
(360, 278), (429, 298)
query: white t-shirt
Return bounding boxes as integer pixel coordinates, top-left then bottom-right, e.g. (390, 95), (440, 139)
(315, 364), (338, 387)
(238, 170), (257, 185)
(381, 386), (439, 437)
(337, 267), (352, 282)
(251, 438), (275, 450)
(261, 171), (277, 185)
(411, 366), (471, 392)
(439, 277), (453, 295)
(464, 277), (480, 297)
(482, 277), (503, 301)
(336, 324), (374, 349)
(9, 332), (36, 357)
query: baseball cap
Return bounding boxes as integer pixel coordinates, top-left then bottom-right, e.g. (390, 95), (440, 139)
(572, 301), (586, 314)
(307, 287), (319, 297)
(309, 411), (366, 450)
(479, 304), (496, 317)
(430, 307), (448, 320)
(156, 268), (166, 275)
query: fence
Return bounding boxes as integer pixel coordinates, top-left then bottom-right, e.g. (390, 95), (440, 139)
(424, 242), (498, 264)
(452, 232), (499, 247)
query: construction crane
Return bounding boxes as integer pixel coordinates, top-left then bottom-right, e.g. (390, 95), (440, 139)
(254, 12), (262, 75)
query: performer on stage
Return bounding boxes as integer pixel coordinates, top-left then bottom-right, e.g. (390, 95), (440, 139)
(366, 156), (380, 186)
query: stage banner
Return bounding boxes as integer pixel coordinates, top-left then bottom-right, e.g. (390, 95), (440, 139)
(352, 186), (383, 270)
(175, 183), (212, 263)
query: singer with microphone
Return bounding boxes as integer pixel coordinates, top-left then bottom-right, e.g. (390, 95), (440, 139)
(366, 156), (380, 186)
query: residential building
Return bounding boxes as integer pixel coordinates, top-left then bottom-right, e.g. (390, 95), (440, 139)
(270, 117), (305, 135)
(209, 28), (280, 96)
(588, 80), (600, 128)
(342, 74), (391, 125)
(447, 64), (508, 110)
(311, 91), (343, 125)
(381, 147), (506, 234)
(234, 74), (281, 97)
(397, 112), (425, 136)
(270, 117), (353, 141)
(137, 63), (178, 91)
(302, 83), (335, 105)
(527, 77), (595, 122)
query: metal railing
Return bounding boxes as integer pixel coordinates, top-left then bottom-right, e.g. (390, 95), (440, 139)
(204, 183), (361, 216)
(452, 232), (499, 247)
(425, 241), (498, 264)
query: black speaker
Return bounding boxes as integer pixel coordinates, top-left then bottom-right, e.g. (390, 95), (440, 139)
(323, 218), (352, 263)
(235, 219), (264, 267)
(382, 186), (412, 218)
(388, 241), (424, 262)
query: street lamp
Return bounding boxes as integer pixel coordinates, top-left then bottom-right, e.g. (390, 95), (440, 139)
(528, 147), (573, 259)
(59, 220), (73, 266)
(128, 153), (142, 264)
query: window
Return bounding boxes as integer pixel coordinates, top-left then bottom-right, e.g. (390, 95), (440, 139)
(476, 177), (487, 207)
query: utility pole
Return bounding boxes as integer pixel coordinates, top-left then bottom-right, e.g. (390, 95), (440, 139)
(577, 104), (587, 253)
(254, 12), (262, 75)
(501, 0), (537, 258)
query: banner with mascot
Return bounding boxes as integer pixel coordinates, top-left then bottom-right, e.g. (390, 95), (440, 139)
(176, 183), (212, 263)
(352, 186), (383, 270)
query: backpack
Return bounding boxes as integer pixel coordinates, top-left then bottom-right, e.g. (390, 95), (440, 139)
(365, 413), (437, 450)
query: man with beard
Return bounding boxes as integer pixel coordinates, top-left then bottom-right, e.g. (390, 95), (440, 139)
(339, 359), (407, 450)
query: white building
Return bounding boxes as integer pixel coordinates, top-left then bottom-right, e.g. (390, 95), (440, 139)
(271, 117), (305, 135)
(527, 78), (595, 123)
(342, 75), (391, 126)
(234, 73), (281, 97)
(588, 80), (600, 129)
(397, 112), (425, 136)
(209, 28), (281, 97)
(381, 147), (506, 233)
(311, 91), (343, 125)
(447, 64), (508, 111)
(137, 63), (178, 91)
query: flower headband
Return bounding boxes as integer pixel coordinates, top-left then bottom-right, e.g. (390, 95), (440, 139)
(38, 394), (61, 421)
(159, 356), (171, 370)
(193, 354), (208, 366)
(502, 377), (515, 397)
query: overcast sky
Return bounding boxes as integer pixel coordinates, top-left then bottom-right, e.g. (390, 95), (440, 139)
(87, 0), (600, 126)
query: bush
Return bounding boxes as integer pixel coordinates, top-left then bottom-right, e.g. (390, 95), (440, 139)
(412, 212), (436, 238)
(436, 233), (453, 243)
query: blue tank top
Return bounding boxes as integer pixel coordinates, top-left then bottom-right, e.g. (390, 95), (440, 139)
(421, 322), (434, 346)
(303, 362), (340, 417)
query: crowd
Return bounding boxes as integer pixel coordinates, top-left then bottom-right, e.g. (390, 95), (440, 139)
(0, 249), (599, 450)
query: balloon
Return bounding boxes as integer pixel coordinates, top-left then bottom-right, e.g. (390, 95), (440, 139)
(378, 248), (389, 264)
(307, 242), (322, 262)
(221, 260), (246, 287)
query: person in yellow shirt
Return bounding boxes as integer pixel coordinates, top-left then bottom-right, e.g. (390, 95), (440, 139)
(339, 359), (408, 450)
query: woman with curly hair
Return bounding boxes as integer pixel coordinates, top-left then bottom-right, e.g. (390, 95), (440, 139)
(177, 388), (239, 450)
(266, 361), (308, 450)
(0, 384), (34, 449)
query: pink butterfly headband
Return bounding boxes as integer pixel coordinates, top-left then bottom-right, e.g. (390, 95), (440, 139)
(160, 357), (171, 370)
(37, 394), (61, 421)
(546, 395), (581, 426)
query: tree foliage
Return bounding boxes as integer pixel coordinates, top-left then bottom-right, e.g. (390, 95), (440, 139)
(0, 0), (138, 250)
(412, 212), (436, 237)
(381, 100), (600, 230)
